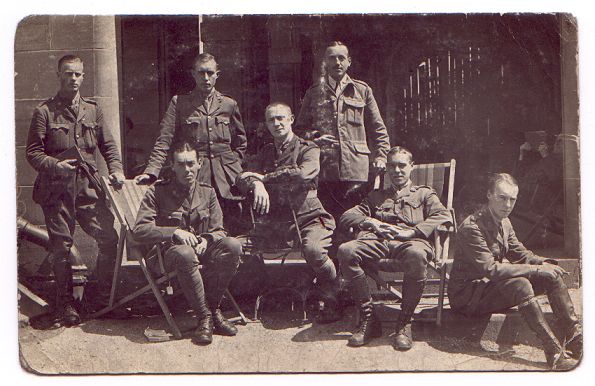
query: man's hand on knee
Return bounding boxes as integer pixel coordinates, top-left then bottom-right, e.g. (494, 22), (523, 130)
(535, 264), (568, 281)
(193, 237), (208, 256)
(173, 229), (199, 246)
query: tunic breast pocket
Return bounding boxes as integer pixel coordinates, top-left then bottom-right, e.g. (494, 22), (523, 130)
(343, 98), (366, 125)
(215, 116), (231, 141)
(375, 200), (397, 223)
(402, 197), (424, 224)
(81, 121), (98, 150)
(159, 211), (183, 227)
(183, 118), (206, 143)
(190, 208), (210, 233)
(46, 122), (74, 152)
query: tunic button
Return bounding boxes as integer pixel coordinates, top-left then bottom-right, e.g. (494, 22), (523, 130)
(209, 141), (213, 144)
(76, 134), (80, 138)
(208, 128), (213, 132)
(210, 154), (215, 159)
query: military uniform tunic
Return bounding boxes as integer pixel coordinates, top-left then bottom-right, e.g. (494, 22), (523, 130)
(339, 181), (452, 281)
(133, 179), (241, 311)
(26, 93), (122, 283)
(236, 134), (336, 276)
(448, 206), (550, 316)
(143, 89), (247, 201)
(296, 75), (391, 228)
(296, 75), (390, 183)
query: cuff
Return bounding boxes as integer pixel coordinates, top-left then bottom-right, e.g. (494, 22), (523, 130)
(414, 224), (433, 239)
(160, 227), (178, 242)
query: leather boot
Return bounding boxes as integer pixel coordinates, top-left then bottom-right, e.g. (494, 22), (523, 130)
(193, 315), (214, 345)
(393, 277), (425, 351)
(548, 286), (582, 360)
(212, 308), (238, 336)
(519, 298), (578, 370)
(315, 278), (343, 324)
(53, 259), (81, 327)
(348, 300), (382, 347)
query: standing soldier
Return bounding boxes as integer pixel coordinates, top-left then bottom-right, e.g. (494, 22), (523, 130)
(296, 41), (390, 226)
(26, 55), (125, 325)
(236, 102), (342, 323)
(135, 53), (247, 233)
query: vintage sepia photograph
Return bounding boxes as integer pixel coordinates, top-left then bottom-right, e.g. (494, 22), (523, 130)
(10, 8), (586, 376)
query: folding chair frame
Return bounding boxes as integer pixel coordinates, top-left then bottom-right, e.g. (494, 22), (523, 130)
(369, 159), (457, 326)
(91, 178), (248, 338)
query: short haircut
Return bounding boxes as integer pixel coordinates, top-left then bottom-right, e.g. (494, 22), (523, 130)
(325, 41), (349, 55)
(387, 146), (414, 163)
(192, 52), (218, 69)
(58, 55), (83, 71)
(264, 101), (292, 116)
(171, 141), (197, 157)
(488, 173), (518, 193)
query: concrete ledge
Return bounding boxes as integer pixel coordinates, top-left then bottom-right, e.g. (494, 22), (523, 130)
(374, 288), (581, 353)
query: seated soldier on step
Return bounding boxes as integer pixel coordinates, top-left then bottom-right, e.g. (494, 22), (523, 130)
(449, 173), (581, 370)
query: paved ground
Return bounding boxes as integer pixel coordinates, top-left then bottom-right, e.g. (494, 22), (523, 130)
(17, 289), (583, 375)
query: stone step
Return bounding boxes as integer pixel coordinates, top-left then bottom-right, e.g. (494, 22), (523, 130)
(371, 288), (582, 353)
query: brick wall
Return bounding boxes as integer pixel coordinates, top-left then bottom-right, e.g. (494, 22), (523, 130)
(15, 15), (121, 274)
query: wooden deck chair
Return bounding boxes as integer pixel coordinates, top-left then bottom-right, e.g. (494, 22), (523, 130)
(92, 177), (248, 339)
(370, 159), (457, 326)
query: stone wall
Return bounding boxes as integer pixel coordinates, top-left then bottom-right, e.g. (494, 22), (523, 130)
(15, 15), (121, 274)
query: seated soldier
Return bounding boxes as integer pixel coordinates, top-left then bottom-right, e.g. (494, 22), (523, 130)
(449, 173), (581, 370)
(133, 141), (242, 345)
(338, 146), (452, 350)
(235, 102), (341, 323)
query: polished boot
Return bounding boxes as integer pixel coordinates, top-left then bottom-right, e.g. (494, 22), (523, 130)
(193, 315), (214, 345)
(519, 298), (578, 370)
(548, 286), (582, 360)
(348, 300), (382, 347)
(53, 259), (81, 327)
(393, 277), (425, 351)
(212, 308), (238, 336)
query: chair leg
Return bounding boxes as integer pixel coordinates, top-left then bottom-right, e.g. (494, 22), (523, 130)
(139, 258), (182, 339)
(437, 263), (447, 327)
(108, 224), (127, 308)
(224, 289), (248, 325)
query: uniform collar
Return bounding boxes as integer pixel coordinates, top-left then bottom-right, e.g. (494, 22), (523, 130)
(194, 88), (221, 115)
(171, 178), (195, 198)
(274, 132), (296, 152)
(392, 180), (413, 198)
(478, 205), (504, 231)
(326, 74), (353, 95)
(56, 92), (80, 107)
